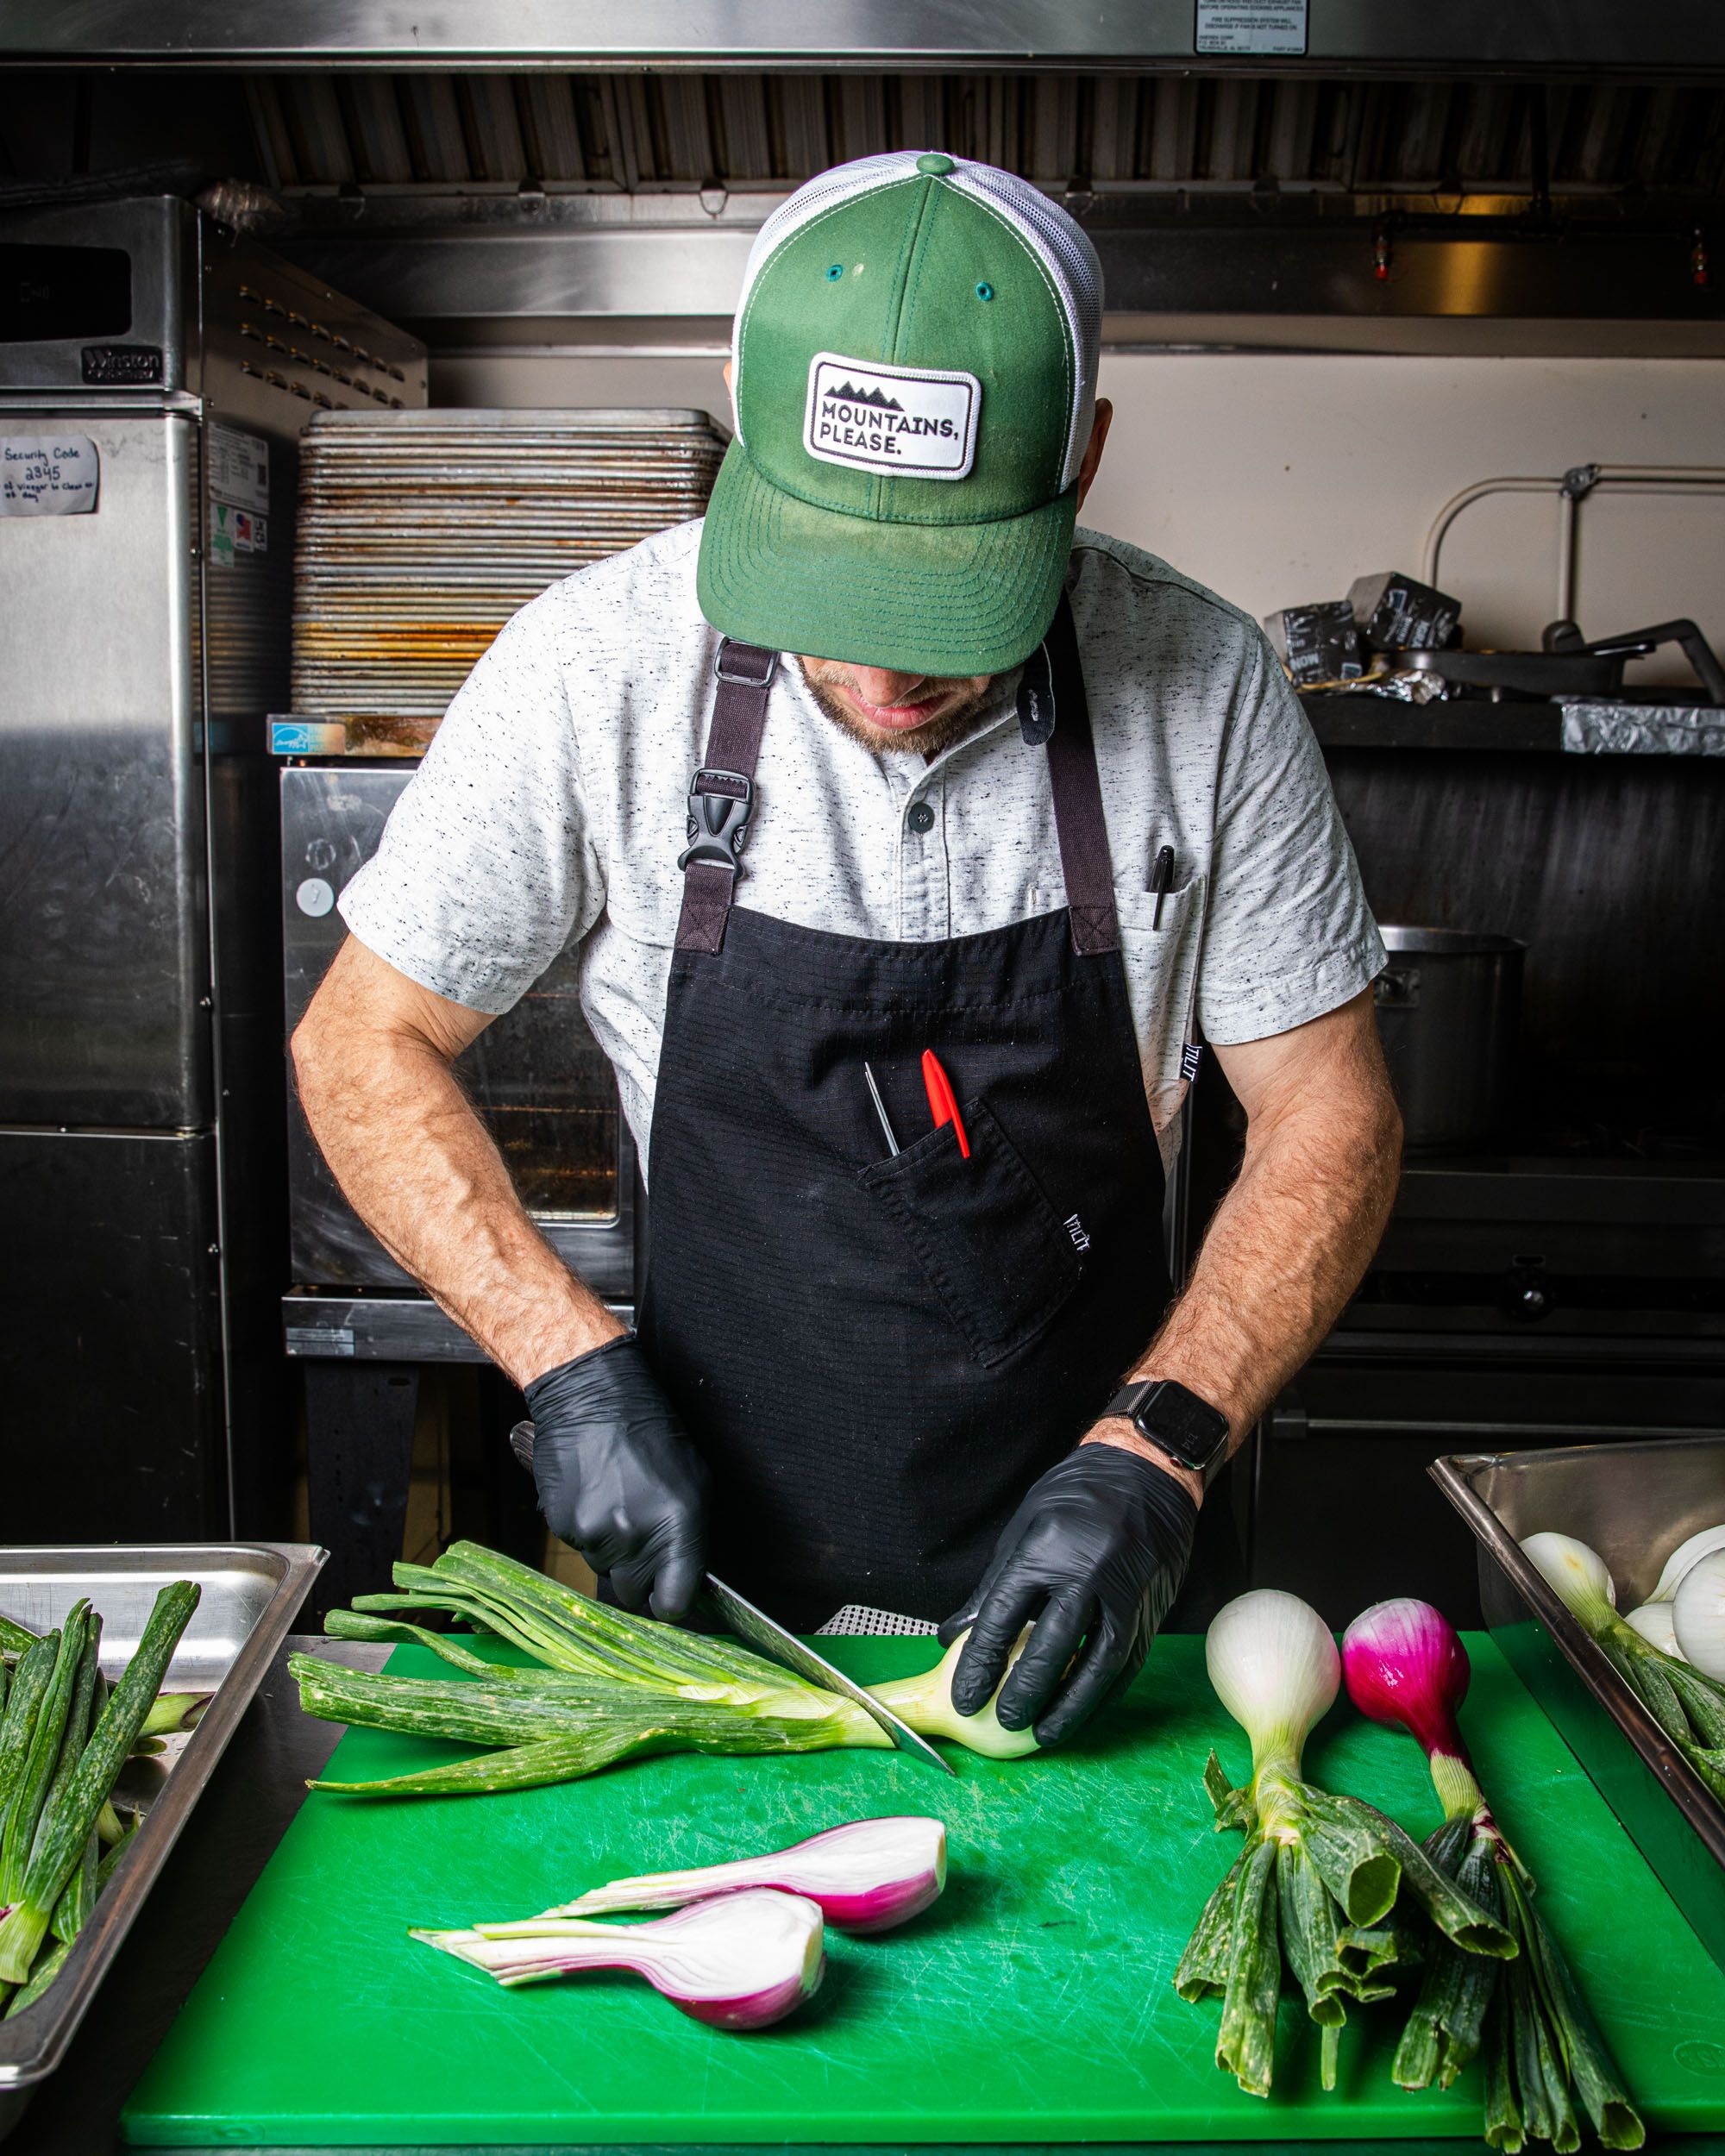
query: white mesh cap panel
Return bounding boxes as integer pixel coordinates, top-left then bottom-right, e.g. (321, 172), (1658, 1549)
(945, 163), (1103, 492)
(731, 151), (1104, 487)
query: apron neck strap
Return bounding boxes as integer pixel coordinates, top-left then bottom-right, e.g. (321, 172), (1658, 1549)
(675, 597), (1121, 959)
(675, 640), (777, 956)
(1039, 592), (1121, 957)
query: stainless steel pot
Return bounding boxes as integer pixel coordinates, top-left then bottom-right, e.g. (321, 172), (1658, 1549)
(1373, 926), (1526, 1151)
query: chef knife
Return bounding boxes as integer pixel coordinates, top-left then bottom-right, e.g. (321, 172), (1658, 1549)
(507, 1420), (956, 1775)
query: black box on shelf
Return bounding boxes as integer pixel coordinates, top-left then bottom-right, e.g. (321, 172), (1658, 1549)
(1348, 569), (1462, 652)
(1264, 599), (1364, 685)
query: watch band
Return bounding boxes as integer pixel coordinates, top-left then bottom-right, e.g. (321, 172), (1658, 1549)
(1103, 1377), (1232, 1489)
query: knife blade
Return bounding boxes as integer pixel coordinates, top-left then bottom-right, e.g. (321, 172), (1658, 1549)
(699, 1571), (955, 1775)
(507, 1420), (955, 1774)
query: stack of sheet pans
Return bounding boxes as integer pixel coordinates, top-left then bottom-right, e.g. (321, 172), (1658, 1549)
(290, 408), (729, 752)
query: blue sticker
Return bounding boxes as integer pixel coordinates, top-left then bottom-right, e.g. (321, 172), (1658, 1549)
(271, 719), (346, 756)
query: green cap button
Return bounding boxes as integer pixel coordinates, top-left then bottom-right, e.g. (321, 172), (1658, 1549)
(915, 153), (956, 176)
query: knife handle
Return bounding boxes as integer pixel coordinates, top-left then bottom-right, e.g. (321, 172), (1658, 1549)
(509, 1419), (536, 1473)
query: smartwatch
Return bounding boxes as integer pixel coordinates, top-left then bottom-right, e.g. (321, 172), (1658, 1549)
(1101, 1378), (1232, 1489)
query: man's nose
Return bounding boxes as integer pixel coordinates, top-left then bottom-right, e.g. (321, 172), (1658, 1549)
(848, 668), (929, 708)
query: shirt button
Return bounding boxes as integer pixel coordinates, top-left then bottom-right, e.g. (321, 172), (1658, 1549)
(906, 801), (936, 835)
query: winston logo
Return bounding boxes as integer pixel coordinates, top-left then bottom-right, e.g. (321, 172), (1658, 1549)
(803, 353), (980, 480)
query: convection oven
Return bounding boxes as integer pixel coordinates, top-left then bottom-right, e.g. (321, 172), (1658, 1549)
(280, 763), (637, 1314)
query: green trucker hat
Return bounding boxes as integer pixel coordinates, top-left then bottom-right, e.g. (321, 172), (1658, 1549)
(697, 150), (1104, 677)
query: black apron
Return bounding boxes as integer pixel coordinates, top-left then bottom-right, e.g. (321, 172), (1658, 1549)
(637, 599), (1208, 1632)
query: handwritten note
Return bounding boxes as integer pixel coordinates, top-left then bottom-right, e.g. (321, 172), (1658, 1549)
(1, 434), (99, 516)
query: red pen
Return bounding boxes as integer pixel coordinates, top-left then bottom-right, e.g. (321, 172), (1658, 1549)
(920, 1050), (971, 1159)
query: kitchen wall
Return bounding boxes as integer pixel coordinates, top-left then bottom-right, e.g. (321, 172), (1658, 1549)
(432, 348), (1725, 686)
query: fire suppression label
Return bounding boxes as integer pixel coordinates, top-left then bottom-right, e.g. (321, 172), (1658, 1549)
(1195, 1), (1308, 54)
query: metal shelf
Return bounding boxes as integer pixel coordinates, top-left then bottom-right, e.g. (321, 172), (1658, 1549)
(1304, 695), (1564, 751)
(283, 1289), (633, 1361)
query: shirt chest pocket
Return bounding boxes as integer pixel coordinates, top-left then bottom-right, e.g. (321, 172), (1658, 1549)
(1115, 872), (1207, 1137)
(856, 1097), (1082, 1369)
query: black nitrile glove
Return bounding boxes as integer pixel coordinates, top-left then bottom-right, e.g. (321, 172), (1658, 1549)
(524, 1335), (709, 1622)
(939, 1443), (1198, 1748)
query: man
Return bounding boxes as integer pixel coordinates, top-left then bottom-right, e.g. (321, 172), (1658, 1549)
(293, 150), (1401, 1752)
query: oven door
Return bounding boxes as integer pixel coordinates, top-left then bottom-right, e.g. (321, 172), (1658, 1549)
(1251, 1335), (1725, 1628)
(281, 764), (635, 1300)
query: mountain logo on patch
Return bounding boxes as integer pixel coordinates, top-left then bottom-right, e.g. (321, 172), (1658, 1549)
(830, 381), (905, 411)
(803, 353), (981, 481)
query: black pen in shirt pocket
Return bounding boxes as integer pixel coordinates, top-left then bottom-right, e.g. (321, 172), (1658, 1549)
(1151, 844), (1176, 930)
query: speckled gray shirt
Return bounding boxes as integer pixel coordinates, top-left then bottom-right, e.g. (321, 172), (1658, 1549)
(339, 518), (1384, 1174)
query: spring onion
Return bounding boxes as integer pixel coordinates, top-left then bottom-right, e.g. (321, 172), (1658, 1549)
(1343, 1596), (1643, 2152)
(2, 1938), (67, 2021)
(0, 1608), (90, 1910)
(293, 1540), (1037, 1796)
(137, 1693), (206, 1741)
(1521, 1532), (1725, 1802)
(0, 1634), (59, 1895)
(870, 1633), (1040, 1759)
(0, 1580), (200, 1984)
(1652, 1523), (1725, 1606)
(1617, 1510), (1725, 1668)
(541, 1815), (946, 1934)
(1673, 1550), (1725, 1680)
(1622, 1603), (1683, 1659)
(42, 1616), (104, 1948)
(1173, 1590), (1512, 2099)
(415, 1886), (825, 2031)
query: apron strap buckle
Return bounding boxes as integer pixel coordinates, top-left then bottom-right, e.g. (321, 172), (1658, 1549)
(713, 642), (779, 690)
(678, 767), (756, 874)
(675, 644), (776, 955)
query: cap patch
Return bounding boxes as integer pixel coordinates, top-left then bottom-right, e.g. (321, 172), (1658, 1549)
(802, 352), (980, 480)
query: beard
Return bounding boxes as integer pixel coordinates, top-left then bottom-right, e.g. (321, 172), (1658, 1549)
(795, 659), (1003, 761)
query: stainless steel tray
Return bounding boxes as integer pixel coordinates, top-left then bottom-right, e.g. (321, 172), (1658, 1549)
(0, 1543), (324, 2142)
(1432, 1438), (1725, 1968)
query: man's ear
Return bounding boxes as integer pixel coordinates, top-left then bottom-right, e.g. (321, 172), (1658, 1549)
(1076, 398), (1113, 512)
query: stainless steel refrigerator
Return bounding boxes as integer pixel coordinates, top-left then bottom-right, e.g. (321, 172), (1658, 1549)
(0, 196), (424, 1537)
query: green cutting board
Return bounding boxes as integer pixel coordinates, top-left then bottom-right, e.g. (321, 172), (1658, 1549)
(123, 1633), (1725, 2146)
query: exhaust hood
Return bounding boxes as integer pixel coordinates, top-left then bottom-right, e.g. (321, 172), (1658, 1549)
(4, 0), (1725, 75)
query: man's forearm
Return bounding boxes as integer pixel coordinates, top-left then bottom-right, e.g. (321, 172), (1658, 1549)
(292, 1006), (623, 1388)
(1088, 998), (1402, 1500)
(1134, 1095), (1399, 1432)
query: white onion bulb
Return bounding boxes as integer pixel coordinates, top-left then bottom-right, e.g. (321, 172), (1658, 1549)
(1206, 1589), (1339, 1765)
(1623, 1601), (1684, 1659)
(1672, 1550), (1725, 1680)
(1520, 1532), (1617, 1626)
(1653, 1523), (1725, 1607)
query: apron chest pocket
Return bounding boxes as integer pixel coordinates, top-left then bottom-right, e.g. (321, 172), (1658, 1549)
(857, 1097), (1082, 1368)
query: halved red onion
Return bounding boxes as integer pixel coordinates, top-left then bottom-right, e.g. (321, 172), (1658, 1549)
(414, 1886), (825, 2033)
(543, 1815), (947, 1936)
